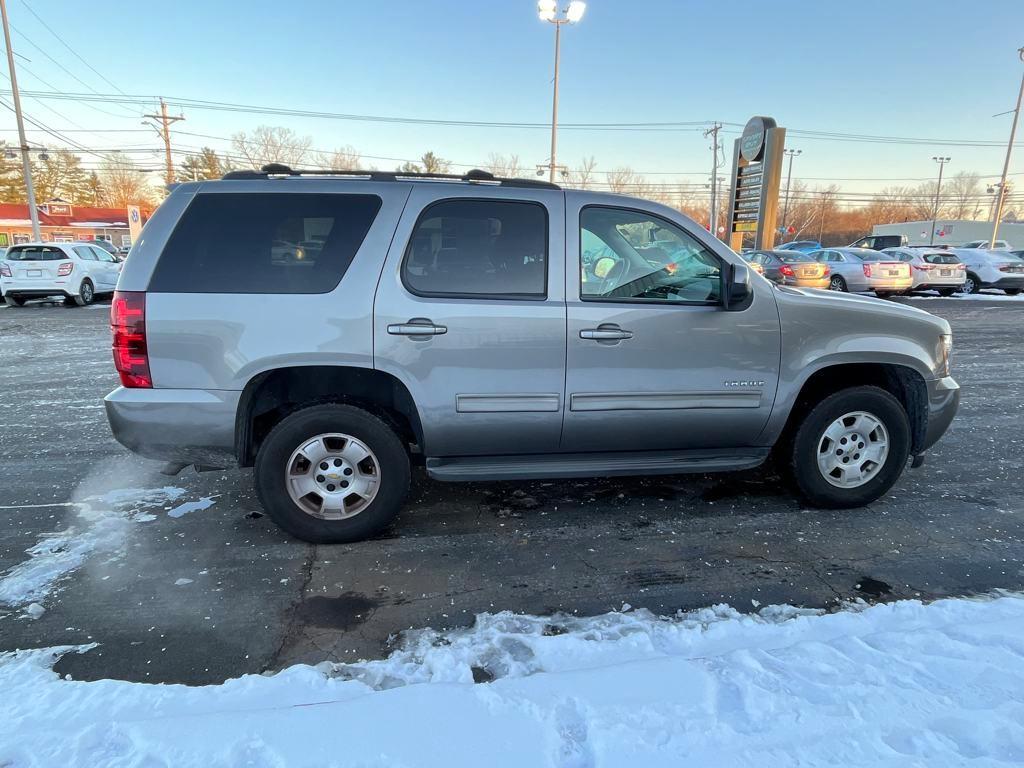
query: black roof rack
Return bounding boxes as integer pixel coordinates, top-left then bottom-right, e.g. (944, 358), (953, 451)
(221, 163), (560, 190)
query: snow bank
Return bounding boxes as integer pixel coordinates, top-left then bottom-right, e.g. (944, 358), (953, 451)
(3, 593), (1024, 767)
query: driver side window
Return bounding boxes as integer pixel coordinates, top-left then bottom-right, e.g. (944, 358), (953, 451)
(579, 206), (721, 304)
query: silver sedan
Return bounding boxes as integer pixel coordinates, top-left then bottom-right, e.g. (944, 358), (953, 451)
(812, 247), (913, 296)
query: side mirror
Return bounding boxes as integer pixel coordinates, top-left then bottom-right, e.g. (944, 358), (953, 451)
(722, 262), (753, 311)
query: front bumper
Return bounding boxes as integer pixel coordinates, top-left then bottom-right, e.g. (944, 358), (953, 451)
(105, 386), (241, 465)
(984, 275), (1024, 291)
(922, 376), (959, 452)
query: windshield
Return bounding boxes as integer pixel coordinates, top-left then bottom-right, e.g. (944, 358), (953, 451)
(5, 246), (68, 261)
(848, 249), (889, 261)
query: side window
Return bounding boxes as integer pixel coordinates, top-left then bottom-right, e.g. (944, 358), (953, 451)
(580, 206), (721, 304)
(151, 193), (382, 294)
(74, 246), (97, 261)
(91, 246), (115, 262)
(402, 199), (547, 298)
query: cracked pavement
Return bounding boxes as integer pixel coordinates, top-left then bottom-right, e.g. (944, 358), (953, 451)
(1, 297), (1022, 684)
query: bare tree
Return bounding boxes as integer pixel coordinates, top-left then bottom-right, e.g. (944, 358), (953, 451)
(317, 145), (363, 171)
(486, 153), (524, 178)
(568, 156), (598, 189)
(420, 151), (451, 174)
(944, 172), (983, 220)
(230, 125), (312, 169)
(98, 152), (156, 208)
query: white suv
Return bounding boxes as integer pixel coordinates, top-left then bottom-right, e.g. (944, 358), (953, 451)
(948, 247), (1024, 295)
(0, 242), (122, 306)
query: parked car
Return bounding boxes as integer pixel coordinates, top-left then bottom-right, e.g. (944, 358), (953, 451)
(960, 239), (1010, 250)
(738, 252), (765, 276)
(881, 247), (966, 295)
(812, 247), (913, 296)
(849, 234), (908, 251)
(744, 250), (830, 289)
(104, 165), (959, 543)
(775, 240), (821, 252)
(946, 247), (1024, 295)
(0, 242), (122, 306)
(118, 245), (131, 258)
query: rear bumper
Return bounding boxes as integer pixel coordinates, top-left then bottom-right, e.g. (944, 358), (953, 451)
(865, 278), (913, 292)
(782, 276), (830, 289)
(0, 278), (77, 298)
(922, 376), (959, 452)
(104, 386), (240, 465)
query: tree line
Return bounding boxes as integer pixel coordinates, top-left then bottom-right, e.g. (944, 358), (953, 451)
(1, 126), (1018, 246)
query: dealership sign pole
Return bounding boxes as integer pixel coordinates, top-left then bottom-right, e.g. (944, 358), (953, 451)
(726, 116), (786, 252)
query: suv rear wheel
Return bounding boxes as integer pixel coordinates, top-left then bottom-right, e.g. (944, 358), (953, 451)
(73, 279), (95, 306)
(787, 386), (910, 509)
(255, 404), (410, 543)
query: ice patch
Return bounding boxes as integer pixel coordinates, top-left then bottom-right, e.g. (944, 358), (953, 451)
(167, 496), (217, 518)
(174, 578), (193, 586)
(0, 486), (194, 608)
(2, 594), (1024, 767)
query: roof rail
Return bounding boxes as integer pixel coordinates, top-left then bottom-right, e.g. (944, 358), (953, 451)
(221, 163), (560, 190)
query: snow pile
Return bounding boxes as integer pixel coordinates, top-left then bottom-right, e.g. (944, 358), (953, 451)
(3, 594), (1024, 767)
(0, 486), (185, 609)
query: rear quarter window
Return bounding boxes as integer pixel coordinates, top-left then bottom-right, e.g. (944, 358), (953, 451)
(149, 192), (382, 294)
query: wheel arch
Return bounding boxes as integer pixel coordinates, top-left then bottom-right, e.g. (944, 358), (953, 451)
(235, 365), (424, 467)
(769, 360), (929, 456)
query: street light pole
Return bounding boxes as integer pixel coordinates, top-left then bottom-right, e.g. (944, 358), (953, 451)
(991, 46), (1024, 250)
(538, 1), (585, 184)
(781, 148), (802, 237)
(929, 156), (951, 246)
(0, 0), (41, 241)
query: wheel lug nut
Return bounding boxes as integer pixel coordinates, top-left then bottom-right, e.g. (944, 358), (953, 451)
(316, 475), (325, 482)
(333, 459), (342, 467)
(326, 484), (335, 492)
(341, 481), (349, 488)
(320, 462), (328, 470)
(343, 468), (353, 476)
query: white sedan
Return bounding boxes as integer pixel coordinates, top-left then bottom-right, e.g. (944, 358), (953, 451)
(0, 242), (122, 307)
(882, 247), (966, 295)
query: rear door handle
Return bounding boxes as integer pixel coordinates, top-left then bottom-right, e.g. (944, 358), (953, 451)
(580, 327), (633, 341)
(387, 319), (448, 336)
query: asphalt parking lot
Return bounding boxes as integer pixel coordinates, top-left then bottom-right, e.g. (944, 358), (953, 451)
(1, 295), (1023, 685)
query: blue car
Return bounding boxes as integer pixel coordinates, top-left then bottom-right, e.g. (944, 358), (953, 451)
(776, 240), (822, 253)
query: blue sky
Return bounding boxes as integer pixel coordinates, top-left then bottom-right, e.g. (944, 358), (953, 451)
(3, 0), (1023, 197)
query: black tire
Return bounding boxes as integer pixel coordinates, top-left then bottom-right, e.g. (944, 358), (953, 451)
(73, 279), (95, 306)
(874, 292), (891, 299)
(828, 275), (847, 292)
(6, 295), (26, 307)
(937, 288), (957, 297)
(1004, 288), (1022, 296)
(254, 404), (410, 543)
(786, 386), (911, 509)
(960, 273), (981, 294)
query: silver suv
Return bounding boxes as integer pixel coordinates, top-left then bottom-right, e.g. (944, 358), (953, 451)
(105, 165), (959, 543)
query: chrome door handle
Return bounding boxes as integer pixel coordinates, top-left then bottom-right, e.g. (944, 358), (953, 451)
(580, 327), (633, 341)
(387, 319), (447, 336)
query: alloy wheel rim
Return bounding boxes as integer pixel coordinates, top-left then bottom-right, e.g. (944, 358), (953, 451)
(284, 433), (381, 520)
(816, 411), (889, 489)
(830, 276), (844, 291)
(81, 283), (93, 302)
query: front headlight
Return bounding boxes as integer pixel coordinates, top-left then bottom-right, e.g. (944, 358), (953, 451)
(937, 333), (953, 377)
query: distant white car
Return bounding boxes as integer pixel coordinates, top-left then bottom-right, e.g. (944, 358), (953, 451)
(960, 239), (1010, 250)
(947, 247), (1024, 295)
(882, 247), (966, 295)
(0, 242), (122, 306)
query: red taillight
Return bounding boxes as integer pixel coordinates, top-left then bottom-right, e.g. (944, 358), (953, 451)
(779, 264), (795, 277)
(913, 264), (931, 271)
(57, 261), (74, 276)
(822, 266), (830, 276)
(863, 264), (873, 277)
(0, 263), (10, 278)
(111, 290), (151, 388)
(955, 263), (966, 270)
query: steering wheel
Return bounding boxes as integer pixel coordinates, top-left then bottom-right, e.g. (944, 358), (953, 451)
(598, 258), (628, 296)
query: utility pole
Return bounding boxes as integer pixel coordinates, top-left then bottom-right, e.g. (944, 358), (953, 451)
(704, 122), (722, 238)
(538, 2), (585, 184)
(1, 0), (41, 241)
(143, 98), (184, 185)
(781, 149), (802, 238)
(991, 46), (1024, 250)
(929, 156), (951, 245)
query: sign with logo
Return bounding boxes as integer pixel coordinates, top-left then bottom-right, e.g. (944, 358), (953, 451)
(739, 116), (775, 163)
(127, 205), (143, 244)
(726, 116), (787, 250)
(45, 202), (72, 217)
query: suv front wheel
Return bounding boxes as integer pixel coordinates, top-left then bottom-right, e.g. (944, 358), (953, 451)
(255, 404), (410, 543)
(787, 386), (910, 509)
